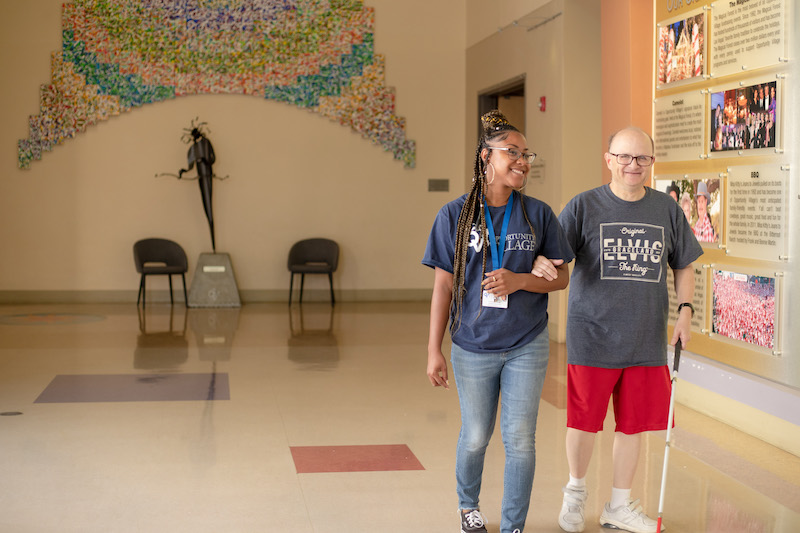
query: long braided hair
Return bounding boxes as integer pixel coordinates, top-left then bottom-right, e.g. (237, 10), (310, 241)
(451, 110), (537, 333)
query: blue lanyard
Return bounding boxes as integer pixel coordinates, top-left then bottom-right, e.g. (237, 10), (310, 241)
(483, 193), (514, 271)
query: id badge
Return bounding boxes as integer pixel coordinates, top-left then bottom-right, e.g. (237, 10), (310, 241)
(482, 289), (508, 309)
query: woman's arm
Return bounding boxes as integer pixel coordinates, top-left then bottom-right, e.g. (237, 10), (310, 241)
(483, 261), (569, 297)
(427, 267), (453, 389)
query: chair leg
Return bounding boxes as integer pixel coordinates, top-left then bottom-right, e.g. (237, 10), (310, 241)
(181, 274), (188, 305)
(141, 275), (147, 307)
(299, 273), (305, 304)
(289, 273), (294, 305)
(137, 275), (145, 306)
(328, 272), (335, 305)
(168, 275), (174, 305)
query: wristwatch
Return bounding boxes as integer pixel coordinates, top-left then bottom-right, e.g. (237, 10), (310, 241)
(677, 302), (695, 317)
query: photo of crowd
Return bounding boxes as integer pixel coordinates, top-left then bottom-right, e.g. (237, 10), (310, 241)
(659, 178), (721, 245)
(712, 269), (776, 350)
(710, 81), (777, 153)
(657, 13), (704, 86)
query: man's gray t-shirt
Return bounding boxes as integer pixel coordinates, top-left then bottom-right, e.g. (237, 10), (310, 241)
(559, 184), (703, 368)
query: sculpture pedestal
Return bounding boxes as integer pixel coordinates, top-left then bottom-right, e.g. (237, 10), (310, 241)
(188, 253), (241, 308)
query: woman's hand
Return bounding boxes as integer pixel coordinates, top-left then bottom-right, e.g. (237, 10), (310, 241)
(482, 268), (520, 297)
(427, 350), (449, 389)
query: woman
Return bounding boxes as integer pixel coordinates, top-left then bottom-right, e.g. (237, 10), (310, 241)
(680, 191), (693, 225)
(422, 111), (573, 533)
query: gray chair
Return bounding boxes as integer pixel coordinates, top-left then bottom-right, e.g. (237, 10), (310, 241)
(133, 238), (188, 306)
(288, 238), (339, 305)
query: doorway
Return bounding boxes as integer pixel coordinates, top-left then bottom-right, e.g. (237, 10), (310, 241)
(478, 79), (526, 135)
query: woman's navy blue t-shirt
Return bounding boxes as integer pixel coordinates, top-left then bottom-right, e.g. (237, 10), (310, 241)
(422, 192), (574, 353)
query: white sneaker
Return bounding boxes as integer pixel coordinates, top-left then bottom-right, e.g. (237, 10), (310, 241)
(599, 498), (665, 533)
(558, 486), (587, 532)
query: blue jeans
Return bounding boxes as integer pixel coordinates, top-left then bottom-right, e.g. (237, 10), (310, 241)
(451, 328), (549, 533)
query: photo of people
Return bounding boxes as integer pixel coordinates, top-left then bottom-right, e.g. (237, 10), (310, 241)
(710, 81), (778, 153)
(657, 13), (704, 85)
(655, 177), (721, 245)
(712, 269), (776, 350)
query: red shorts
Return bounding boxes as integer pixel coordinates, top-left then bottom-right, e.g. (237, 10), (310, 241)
(567, 364), (672, 434)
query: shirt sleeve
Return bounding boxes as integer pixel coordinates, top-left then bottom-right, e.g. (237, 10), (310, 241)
(421, 203), (457, 273)
(539, 202), (576, 263)
(557, 198), (579, 262)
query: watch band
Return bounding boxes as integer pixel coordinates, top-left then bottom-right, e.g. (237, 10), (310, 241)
(678, 302), (695, 317)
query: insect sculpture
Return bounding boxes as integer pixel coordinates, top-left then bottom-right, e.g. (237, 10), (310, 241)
(158, 119), (228, 252)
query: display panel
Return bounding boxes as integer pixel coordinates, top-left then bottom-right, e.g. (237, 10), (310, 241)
(654, 90), (705, 162)
(710, 0), (787, 78)
(711, 267), (779, 353)
(654, 174), (723, 248)
(657, 10), (706, 88)
(726, 164), (788, 261)
(667, 265), (707, 334)
(709, 80), (779, 155)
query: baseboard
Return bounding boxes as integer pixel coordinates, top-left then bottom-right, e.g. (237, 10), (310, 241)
(0, 289), (433, 304)
(0, 290), (139, 304)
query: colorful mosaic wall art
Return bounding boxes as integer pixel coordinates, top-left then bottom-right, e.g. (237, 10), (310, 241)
(17, 0), (416, 169)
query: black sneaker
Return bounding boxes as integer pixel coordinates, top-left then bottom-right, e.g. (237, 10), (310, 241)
(460, 509), (488, 533)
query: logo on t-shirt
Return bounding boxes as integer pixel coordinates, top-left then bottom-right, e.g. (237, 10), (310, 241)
(469, 226), (536, 255)
(469, 225), (483, 253)
(600, 223), (664, 282)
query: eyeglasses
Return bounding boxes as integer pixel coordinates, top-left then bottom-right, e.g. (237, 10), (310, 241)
(488, 147), (537, 164)
(609, 153), (654, 166)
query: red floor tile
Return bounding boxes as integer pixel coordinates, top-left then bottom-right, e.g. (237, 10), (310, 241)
(290, 444), (424, 474)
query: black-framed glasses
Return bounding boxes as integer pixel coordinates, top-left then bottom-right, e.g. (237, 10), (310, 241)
(489, 147), (537, 164)
(609, 153), (654, 166)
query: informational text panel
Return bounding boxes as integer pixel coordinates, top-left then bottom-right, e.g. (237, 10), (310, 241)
(654, 91), (705, 162)
(710, 0), (786, 78)
(726, 164), (788, 261)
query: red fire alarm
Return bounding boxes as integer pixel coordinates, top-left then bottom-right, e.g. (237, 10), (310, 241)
(539, 96), (546, 112)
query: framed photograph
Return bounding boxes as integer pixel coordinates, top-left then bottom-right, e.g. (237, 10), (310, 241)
(657, 10), (706, 88)
(709, 79), (780, 156)
(711, 267), (780, 353)
(654, 174), (723, 248)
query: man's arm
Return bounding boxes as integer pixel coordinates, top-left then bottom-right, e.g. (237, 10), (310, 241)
(672, 264), (695, 348)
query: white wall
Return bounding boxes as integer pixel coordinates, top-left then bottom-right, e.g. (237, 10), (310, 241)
(465, 0), (602, 340)
(0, 0), (465, 302)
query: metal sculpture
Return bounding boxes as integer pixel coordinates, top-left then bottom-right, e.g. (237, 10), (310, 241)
(158, 119), (228, 252)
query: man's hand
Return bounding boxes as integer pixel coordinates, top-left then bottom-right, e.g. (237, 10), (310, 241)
(531, 256), (564, 281)
(671, 305), (692, 348)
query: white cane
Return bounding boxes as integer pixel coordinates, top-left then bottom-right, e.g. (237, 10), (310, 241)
(656, 339), (681, 532)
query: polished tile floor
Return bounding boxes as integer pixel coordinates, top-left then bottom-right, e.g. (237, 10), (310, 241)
(0, 302), (798, 533)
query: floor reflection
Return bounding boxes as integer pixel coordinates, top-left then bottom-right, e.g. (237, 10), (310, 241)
(134, 305), (188, 369)
(706, 491), (773, 533)
(188, 307), (241, 361)
(288, 303), (339, 370)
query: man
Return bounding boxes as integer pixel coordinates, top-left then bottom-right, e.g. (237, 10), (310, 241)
(532, 127), (702, 533)
(693, 181), (715, 243)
